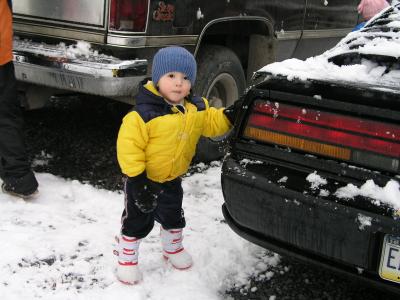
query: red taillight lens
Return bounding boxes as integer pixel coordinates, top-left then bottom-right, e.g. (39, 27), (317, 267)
(252, 103), (400, 143)
(244, 100), (400, 172)
(109, 0), (148, 32)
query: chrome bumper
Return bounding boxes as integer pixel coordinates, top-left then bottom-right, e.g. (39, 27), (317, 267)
(13, 39), (147, 97)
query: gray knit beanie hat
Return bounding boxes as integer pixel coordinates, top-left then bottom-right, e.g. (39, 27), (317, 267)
(151, 46), (197, 86)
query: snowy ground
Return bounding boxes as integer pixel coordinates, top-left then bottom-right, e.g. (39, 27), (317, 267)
(0, 162), (279, 300)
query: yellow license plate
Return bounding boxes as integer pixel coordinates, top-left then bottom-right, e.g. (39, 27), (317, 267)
(379, 235), (400, 283)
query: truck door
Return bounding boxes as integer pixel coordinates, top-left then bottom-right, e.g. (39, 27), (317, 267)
(244, 0), (306, 62)
(293, 0), (359, 59)
(272, 0), (306, 61)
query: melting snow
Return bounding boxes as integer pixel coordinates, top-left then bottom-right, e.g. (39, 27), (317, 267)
(306, 171), (327, 190)
(335, 179), (400, 210)
(356, 213), (373, 230)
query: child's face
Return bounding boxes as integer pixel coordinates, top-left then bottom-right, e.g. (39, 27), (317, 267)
(157, 72), (191, 104)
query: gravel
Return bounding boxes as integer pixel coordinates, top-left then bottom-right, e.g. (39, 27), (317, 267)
(25, 95), (127, 191)
(24, 95), (397, 299)
(226, 257), (395, 299)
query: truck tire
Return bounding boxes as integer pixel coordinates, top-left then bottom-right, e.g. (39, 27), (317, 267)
(193, 45), (246, 162)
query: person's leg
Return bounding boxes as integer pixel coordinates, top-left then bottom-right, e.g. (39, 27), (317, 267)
(155, 178), (192, 269)
(154, 178), (186, 230)
(0, 62), (38, 197)
(117, 178), (155, 284)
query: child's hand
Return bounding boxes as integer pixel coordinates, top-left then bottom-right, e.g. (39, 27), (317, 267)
(223, 99), (244, 125)
(136, 180), (163, 213)
(126, 173), (163, 213)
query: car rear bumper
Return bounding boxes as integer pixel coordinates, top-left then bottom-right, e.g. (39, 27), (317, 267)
(222, 203), (400, 294)
(13, 39), (147, 97)
(221, 155), (400, 293)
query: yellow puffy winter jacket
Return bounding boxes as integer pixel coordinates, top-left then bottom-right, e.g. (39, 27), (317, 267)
(117, 81), (231, 183)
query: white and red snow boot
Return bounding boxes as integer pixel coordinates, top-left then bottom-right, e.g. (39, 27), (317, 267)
(161, 227), (192, 270)
(115, 235), (142, 284)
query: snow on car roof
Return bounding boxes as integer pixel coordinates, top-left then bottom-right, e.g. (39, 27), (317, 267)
(258, 4), (400, 91)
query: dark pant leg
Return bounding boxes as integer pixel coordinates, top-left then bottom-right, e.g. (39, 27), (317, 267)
(121, 178), (155, 239)
(0, 62), (38, 193)
(121, 177), (185, 238)
(154, 178), (186, 230)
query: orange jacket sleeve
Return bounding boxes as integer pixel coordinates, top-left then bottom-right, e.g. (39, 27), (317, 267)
(0, 0), (13, 65)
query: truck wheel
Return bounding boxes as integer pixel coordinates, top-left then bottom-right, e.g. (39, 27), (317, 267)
(193, 45), (246, 163)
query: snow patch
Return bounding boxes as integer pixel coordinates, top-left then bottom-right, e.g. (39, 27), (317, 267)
(278, 176), (288, 184)
(356, 213), (372, 230)
(306, 171), (327, 190)
(335, 180), (400, 210)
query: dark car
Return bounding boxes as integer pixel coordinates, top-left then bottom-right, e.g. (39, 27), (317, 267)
(222, 3), (400, 294)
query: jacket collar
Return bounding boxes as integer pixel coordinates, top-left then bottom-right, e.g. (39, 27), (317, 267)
(135, 79), (169, 107)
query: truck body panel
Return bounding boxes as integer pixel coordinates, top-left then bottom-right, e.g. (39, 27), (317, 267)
(13, 0), (106, 27)
(11, 0), (358, 106)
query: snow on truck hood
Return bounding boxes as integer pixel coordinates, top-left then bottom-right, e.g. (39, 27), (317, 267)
(258, 4), (400, 91)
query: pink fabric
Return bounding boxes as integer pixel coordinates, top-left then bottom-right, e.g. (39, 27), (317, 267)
(358, 0), (390, 20)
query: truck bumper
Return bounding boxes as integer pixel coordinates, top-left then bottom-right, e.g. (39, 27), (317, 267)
(13, 39), (147, 97)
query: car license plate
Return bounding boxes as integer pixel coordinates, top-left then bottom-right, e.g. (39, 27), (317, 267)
(379, 235), (400, 283)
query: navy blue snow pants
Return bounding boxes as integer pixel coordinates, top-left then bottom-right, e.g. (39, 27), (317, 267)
(121, 177), (185, 239)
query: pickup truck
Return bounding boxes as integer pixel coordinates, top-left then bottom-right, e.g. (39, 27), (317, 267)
(12, 0), (359, 160)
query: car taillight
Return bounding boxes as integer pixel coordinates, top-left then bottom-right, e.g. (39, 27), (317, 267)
(109, 0), (148, 32)
(243, 100), (400, 173)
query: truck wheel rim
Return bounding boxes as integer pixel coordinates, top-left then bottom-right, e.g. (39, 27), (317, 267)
(205, 73), (237, 141)
(206, 73), (238, 108)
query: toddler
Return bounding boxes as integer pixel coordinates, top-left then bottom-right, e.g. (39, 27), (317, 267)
(116, 46), (239, 284)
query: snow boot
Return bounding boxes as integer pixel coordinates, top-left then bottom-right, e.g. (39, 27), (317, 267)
(115, 235), (142, 284)
(161, 227), (192, 269)
(1, 182), (38, 199)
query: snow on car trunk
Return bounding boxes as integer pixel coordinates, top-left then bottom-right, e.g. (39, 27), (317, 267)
(258, 4), (400, 91)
